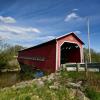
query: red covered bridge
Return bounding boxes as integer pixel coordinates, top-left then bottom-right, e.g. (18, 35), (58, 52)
(18, 32), (84, 73)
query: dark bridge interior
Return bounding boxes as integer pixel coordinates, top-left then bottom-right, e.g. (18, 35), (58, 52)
(61, 42), (81, 64)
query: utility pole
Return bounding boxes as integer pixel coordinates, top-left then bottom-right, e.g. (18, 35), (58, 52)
(87, 17), (91, 63)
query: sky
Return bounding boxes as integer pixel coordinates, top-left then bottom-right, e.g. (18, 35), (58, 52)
(0, 0), (100, 52)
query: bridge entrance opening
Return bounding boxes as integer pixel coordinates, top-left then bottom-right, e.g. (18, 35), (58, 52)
(60, 42), (81, 64)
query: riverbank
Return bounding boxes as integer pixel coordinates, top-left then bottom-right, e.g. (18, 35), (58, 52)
(0, 70), (100, 100)
(0, 71), (32, 88)
(0, 68), (21, 72)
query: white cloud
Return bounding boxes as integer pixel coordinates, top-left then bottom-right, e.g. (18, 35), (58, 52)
(74, 31), (81, 34)
(72, 9), (78, 11)
(0, 16), (54, 47)
(0, 25), (40, 34)
(14, 35), (55, 47)
(0, 25), (41, 41)
(0, 33), (9, 40)
(0, 16), (16, 23)
(36, 36), (55, 41)
(65, 12), (81, 22)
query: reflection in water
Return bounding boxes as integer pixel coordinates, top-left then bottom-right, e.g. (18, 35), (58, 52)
(0, 71), (32, 88)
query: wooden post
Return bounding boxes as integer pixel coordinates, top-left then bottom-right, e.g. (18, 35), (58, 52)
(85, 61), (88, 76)
(76, 63), (80, 72)
(64, 64), (67, 71)
(85, 62), (88, 72)
(99, 67), (100, 72)
(63, 64), (67, 71)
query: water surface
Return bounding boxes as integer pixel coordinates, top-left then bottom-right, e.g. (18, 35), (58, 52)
(0, 71), (32, 88)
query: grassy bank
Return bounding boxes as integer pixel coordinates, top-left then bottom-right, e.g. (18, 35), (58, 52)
(60, 70), (100, 100)
(0, 82), (72, 100)
(0, 70), (100, 100)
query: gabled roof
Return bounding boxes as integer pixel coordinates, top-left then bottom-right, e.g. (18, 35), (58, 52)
(19, 39), (56, 52)
(56, 32), (84, 44)
(19, 32), (84, 52)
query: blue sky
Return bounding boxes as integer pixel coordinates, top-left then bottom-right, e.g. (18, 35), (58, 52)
(0, 0), (100, 52)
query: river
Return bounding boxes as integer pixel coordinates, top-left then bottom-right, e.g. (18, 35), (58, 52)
(0, 71), (32, 88)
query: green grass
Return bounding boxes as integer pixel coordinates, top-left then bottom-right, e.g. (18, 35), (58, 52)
(85, 87), (100, 100)
(60, 70), (100, 100)
(0, 82), (73, 100)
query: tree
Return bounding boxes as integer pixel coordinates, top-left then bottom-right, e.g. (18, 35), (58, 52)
(84, 48), (100, 63)
(0, 39), (25, 70)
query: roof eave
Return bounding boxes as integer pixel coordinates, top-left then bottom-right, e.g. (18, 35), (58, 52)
(56, 32), (84, 45)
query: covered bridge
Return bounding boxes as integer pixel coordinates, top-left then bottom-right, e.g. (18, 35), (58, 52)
(18, 32), (84, 73)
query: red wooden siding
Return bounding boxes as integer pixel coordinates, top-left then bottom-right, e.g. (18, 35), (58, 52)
(18, 41), (56, 73)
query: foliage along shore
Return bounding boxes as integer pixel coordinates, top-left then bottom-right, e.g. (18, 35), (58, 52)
(0, 67), (20, 73)
(0, 43), (24, 72)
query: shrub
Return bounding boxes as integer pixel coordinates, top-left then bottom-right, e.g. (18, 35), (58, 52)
(85, 87), (100, 100)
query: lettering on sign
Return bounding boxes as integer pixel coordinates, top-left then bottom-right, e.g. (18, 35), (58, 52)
(19, 56), (45, 61)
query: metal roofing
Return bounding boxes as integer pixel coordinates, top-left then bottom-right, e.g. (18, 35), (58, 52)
(19, 32), (84, 52)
